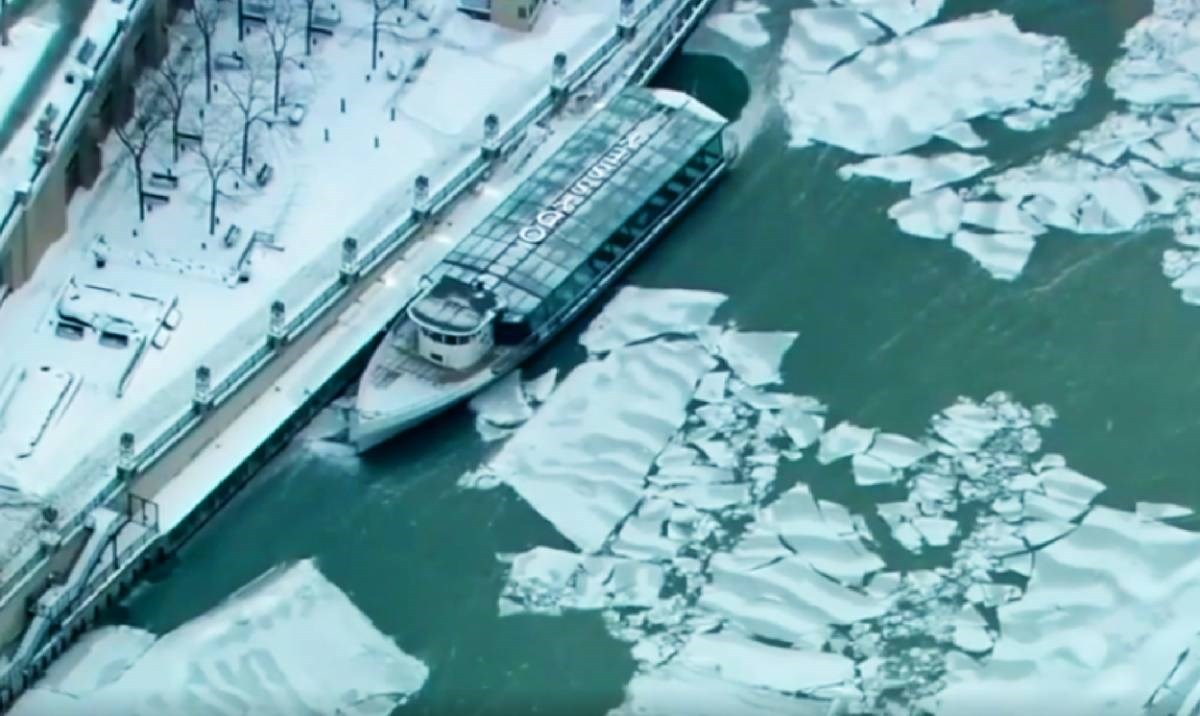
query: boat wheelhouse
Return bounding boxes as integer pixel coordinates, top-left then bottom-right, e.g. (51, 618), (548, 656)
(352, 87), (731, 450)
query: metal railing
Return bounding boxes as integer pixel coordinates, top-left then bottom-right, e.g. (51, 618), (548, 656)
(0, 0), (716, 698)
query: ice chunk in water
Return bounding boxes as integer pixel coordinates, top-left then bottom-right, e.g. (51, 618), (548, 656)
(470, 370), (533, 429)
(1038, 466), (1105, 506)
(852, 452), (901, 486)
(936, 121), (987, 150)
(501, 547), (665, 615)
(827, 0), (945, 36)
(781, 8), (885, 75)
(838, 153), (992, 195)
(487, 340), (715, 552)
(610, 662), (827, 716)
(715, 330), (798, 387)
(14, 560), (428, 716)
(705, 3), (771, 49)
(580, 287), (727, 355)
(523, 367), (558, 406)
(866, 432), (931, 468)
(694, 370), (730, 403)
(950, 230), (1037, 281)
(780, 402), (825, 449)
(888, 188), (964, 239)
(960, 199), (1047, 235)
(675, 631), (855, 694)
(1137, 501), (1194, 521)
(777, 13), (1091, 155)
(818, 421), (877, 464)
(29, 626), (155, 698)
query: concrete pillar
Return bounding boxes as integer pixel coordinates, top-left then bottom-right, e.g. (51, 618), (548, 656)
(268, 300), (287, 348)
(339, 237), (359, 284)
(550, 52), (568, 105)
(117, 432), (136, 480)
(193, 365), (212, 413)
(618, 0), (636, 38)
(412, 175), (430, 221)
(482, 113), (501, 161)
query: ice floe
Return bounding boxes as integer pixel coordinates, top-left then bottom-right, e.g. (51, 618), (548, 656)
(704, 1), (772, 49)
(778, 12), (1090, 155)
(838, 153), (992, 195)
(467, 286), (1200, 715)
(12, 560), (428, 716)
(579, 286), (727, 355)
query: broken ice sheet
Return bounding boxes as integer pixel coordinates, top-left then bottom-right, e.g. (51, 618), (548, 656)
(838, 153), (992, 195)
(817, 421), (876, 464)
(694, 370), (729, 403)
(950, 229), (1037, 281)
(852, 452), (901, 487)
(777, 12), (1090, 155)
(500, 547), (665, 616)
(523, 367), (558, 405)
(469, 370), (533, 429)
(12, 560), (428, 716)
(714, 330), (798, 387)
(936, 121), (987, 150)
(1137, 501), (1195, 521)
(930, 506), (1200, 715)
(779, 7), (885, 74)
(823, 0), (945, 36)
(866, 432), (931, 469)
(610, 662), (830, 716)
(674, 631), (855, 695)
(888, 187), (964, 239)
(485, 339), (715, 552)
(705, 1), (771, 49)
(579, 286), (727, 355)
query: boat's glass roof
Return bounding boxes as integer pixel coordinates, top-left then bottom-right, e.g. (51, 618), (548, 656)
(431, 88), (726, 321)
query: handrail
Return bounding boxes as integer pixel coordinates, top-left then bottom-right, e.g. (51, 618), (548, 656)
(0, 0), (717, 698)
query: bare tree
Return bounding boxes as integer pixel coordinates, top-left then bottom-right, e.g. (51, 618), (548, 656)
(192, 0), (222, 103)
(264, 0), (301, 112)
(220, 63), (273, 175)
(302, 0), (316, 55)
(114, 89), (168, 222)
(368, 0), (406, 71)
(197, 129), (237, 235)
(153, 52), (198, 162)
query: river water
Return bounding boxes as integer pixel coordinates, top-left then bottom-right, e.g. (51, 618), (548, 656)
(111, 0), (1200, 713)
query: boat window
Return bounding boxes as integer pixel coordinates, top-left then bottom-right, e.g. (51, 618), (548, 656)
(429, 352), (444, 363)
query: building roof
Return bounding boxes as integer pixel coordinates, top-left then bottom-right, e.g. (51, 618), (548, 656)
(427, 87), (727, 326)
(408, 275), (500, 334)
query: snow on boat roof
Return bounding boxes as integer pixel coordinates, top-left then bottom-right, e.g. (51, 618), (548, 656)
(430, 87), (727, 326)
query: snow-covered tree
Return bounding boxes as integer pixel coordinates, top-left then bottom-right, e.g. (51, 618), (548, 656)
(192, 0), (223, 103)
(153, 52), (198, 162)
(368, 0), (407, 71)
(197, 128), (237, 235)
(220, 63), (273, 175)
(1, 0), (9, 47)
(264, 0), (302, 112)
(113, 88), (168, 222)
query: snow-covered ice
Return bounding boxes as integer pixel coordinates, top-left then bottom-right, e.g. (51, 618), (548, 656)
(838, 153), (992, 195)
(777, 12), (1090, 155)
(950, 230), (1037, 281)
(579, 286), (727, 355)
(704, 1), (772, 49)
(11, 559), (428, 716)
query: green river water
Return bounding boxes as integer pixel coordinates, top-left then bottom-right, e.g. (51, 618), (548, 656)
(107, 0), (1200, 712)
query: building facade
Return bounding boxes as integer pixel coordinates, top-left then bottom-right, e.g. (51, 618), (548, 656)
(0, 0), (176, 300)
(456, 0), (545, 32)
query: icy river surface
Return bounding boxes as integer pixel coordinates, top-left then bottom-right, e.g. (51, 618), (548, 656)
(51, 0), (1200, 714)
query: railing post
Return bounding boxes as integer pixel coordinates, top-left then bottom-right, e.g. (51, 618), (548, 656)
(117, 432), (136, 480)
(340, 237), (359, 284)
(481, 113), (501, 162)
(550, 52), (568, 106)
(193, 365), (212, 413)
(618, 0), (636, 38)
(412, 175), (431, 221)
(268, 300), (287, 348)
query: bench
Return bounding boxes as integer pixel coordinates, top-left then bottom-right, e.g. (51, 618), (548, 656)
(142, 191), (170, 209)
(223, 224), (242, 249)
(255, 163), (274, 187)
(148, 170), (179, 189)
